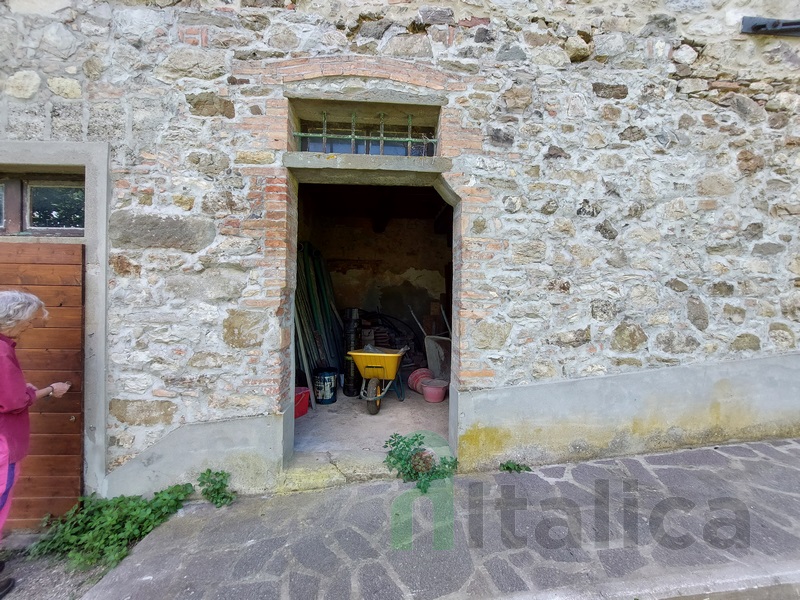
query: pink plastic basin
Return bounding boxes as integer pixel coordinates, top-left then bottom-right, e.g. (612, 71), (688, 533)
(421, 379), (448, 403)
(408, 368), (434, 394)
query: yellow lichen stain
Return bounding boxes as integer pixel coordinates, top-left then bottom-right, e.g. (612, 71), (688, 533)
(673, 380), (759, 437)
(458, 421), (621, 471)
(535, 422), (617, 455)
(458, 424), (510, 470)
(221, 452), (272, 494)
(277, 464), (345, 494)
(630, 412), (663, 437)
(709, 399), (721, 426)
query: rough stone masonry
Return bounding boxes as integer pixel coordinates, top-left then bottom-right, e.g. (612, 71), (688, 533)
(0, 0), (798, 489)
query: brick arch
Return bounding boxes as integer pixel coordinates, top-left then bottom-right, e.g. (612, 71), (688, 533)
(234, 55), (458, 90)
(230, 55), (482, 163)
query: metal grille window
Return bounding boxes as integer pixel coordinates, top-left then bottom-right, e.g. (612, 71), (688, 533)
(296, 113), (436, 157)
(289, 99), (441, 158)
(0, 176), (85, 236)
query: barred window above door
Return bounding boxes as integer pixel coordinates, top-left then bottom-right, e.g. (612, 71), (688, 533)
(289, 99), (440, 157)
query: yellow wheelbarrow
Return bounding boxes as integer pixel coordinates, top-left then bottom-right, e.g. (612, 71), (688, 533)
(347, 348), (406, 415)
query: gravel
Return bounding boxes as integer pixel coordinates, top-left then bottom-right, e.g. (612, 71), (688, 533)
(0, 550), (104, 600)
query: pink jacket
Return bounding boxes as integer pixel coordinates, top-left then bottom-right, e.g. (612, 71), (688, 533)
(0, 333), (35, 463)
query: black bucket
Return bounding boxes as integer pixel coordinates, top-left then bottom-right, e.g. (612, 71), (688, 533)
(343, 355), (360, 397)
(313, 367), (338, 405)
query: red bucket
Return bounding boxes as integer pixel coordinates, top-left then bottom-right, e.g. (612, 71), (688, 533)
(421, 379), (448, 403)
(294, 387), (310, 418)
(408, 368), (434, 394)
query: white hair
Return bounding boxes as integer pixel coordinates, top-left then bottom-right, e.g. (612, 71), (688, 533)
(0, 290), (47, 332)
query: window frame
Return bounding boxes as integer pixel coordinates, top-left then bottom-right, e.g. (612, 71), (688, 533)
(0, 174), (85, 237)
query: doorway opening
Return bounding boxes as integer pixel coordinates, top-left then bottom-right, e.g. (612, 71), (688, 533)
(292, 183), (453, 475)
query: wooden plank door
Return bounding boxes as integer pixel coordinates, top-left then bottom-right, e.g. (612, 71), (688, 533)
(0, 243), (84, 531)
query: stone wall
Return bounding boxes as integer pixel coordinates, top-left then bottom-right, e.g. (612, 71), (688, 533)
(1, 0), (799, 477)
(302, 213), (450, 323)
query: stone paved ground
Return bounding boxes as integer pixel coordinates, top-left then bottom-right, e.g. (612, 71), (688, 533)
(82, 439), (800, 599)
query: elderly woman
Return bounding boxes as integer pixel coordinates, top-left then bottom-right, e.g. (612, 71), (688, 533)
(0, 290), (71, 598)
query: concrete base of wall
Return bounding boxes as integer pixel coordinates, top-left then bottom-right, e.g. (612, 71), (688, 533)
(101, 353), (800, 497)
(103, 415), (284, 497)
(456, 353), (800, 471)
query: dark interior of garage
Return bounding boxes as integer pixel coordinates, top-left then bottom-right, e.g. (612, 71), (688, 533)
(293, 183), (453, 452)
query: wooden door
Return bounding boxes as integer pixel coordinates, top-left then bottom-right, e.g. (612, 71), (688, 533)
(0, 243), (84, 530)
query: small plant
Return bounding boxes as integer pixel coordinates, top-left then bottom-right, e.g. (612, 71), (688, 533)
(383, 433), (458, 493)
(500, 460), (532, 473)
(30, 483), (194, 570)
(198, 469), (236, 507)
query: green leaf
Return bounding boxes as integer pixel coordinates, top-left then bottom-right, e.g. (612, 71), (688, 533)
(499, 460), (532, 473)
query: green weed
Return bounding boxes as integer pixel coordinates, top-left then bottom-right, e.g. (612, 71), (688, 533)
(198, 469), (236, 507)
(30, 483), (194, 570)
(383, 433), (458, 493)
(499, 460), (532, 473)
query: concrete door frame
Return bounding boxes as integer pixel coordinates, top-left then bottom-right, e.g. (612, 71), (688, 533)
(0, 141), (110, 495)
(283, 156), (460, 466)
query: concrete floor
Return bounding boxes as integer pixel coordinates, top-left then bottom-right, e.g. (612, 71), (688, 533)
(285, 385), (449, 490)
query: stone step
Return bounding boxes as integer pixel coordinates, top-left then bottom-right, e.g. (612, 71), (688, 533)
(277, 451), (393, 493)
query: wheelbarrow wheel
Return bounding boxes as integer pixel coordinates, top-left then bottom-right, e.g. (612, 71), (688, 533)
(366, 378), (381, 415)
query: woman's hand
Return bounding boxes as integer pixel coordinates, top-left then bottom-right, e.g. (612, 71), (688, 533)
(49, 382), (71, 398)
(36, 382), (72, 400)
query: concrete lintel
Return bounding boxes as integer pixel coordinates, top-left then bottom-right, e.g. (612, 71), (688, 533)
(284, 152), (451, 173)
(283, 80), (448, 107)
(433, 175), (461, 207)
(0, 141), (109, 169)
(283, 152), (452, 186)
(104, 415), (285, 497)
(288, 168), (445, 186)
(456, 352), (800, 469)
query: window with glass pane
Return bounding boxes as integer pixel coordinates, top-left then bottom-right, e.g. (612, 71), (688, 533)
(28, 183), (85, 229)
(300, 125), (368, 154)
(370, 141), (407, 156)
(0, 175), (84, 236)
